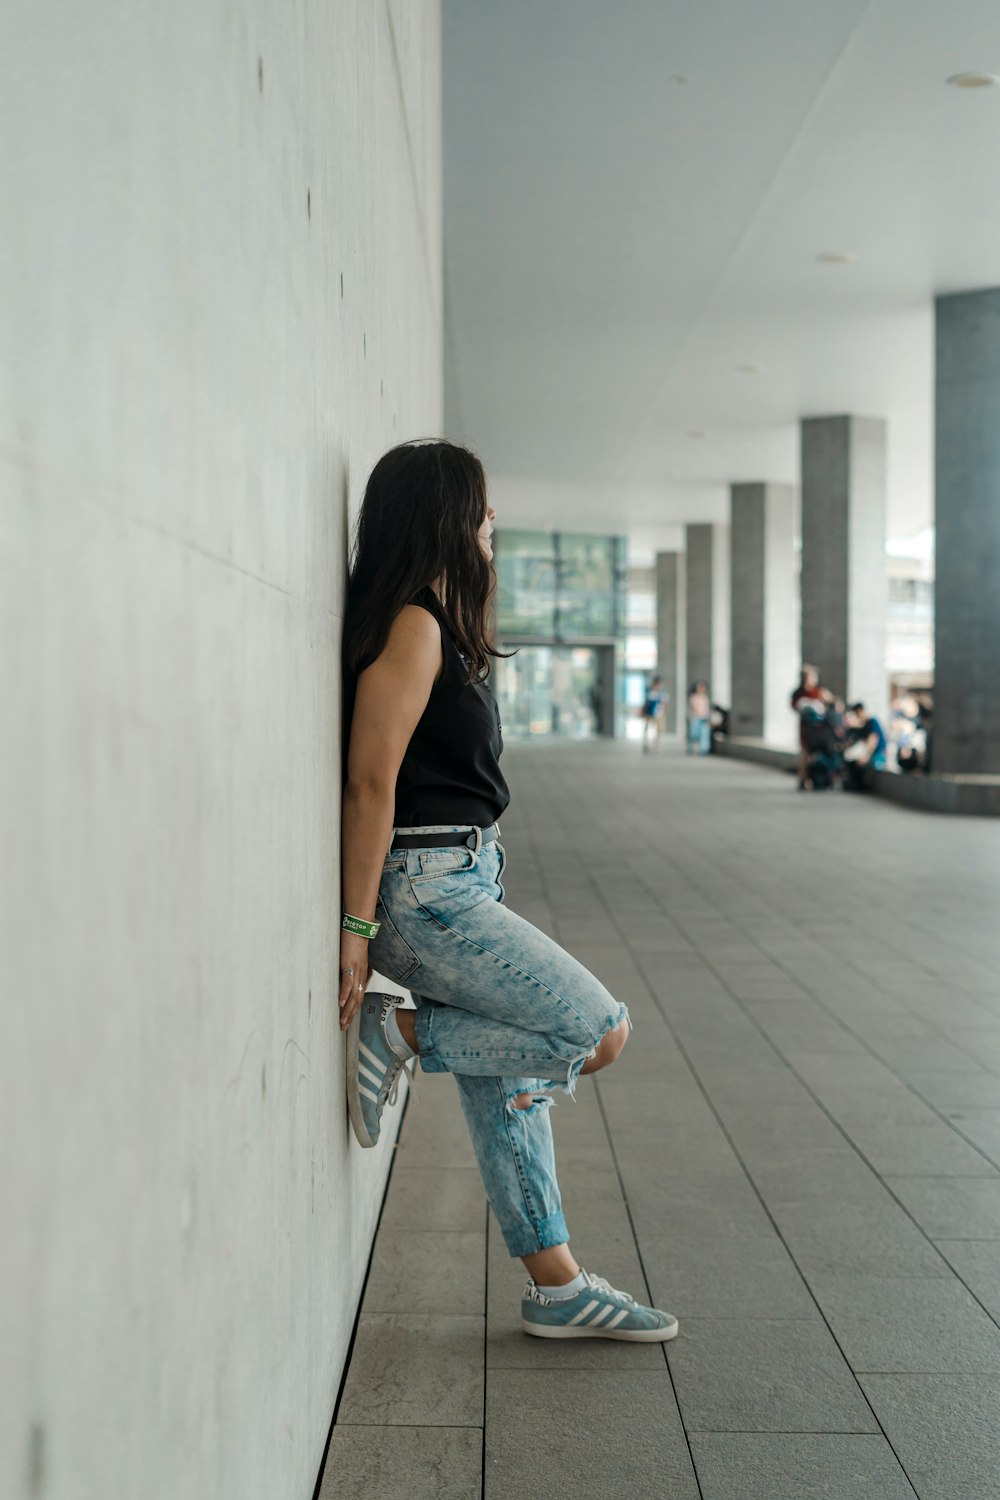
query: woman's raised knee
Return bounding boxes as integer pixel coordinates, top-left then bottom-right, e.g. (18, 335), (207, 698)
(580, 1017), (630, 1075)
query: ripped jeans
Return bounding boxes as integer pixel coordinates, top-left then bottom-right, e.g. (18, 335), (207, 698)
(369, 828), (628, 1257)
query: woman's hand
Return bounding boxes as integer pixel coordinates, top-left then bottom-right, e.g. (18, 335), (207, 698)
(338, 935), (374, 1030)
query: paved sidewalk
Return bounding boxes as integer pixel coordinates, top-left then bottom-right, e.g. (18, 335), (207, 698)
(322, 741), (1000, 1500)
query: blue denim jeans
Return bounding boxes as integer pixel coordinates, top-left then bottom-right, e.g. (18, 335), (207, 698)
(687, 717), (711, 755)
(369, 827), (628, 1257)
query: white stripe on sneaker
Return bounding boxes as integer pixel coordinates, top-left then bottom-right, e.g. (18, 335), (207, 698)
(604, 1308), (630, 1330)
(358, 1060), (384, 1089)
(358, 1084), (380, 1105)
(359, 1040), (386, 1071)
(567, 1299), (599, 1326)
(587, 1305), (615, 1327)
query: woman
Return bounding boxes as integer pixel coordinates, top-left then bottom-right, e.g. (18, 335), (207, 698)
(791, 664), (824, 790)
(686, 680), (712, 756)
(339, 440), (676, 1342)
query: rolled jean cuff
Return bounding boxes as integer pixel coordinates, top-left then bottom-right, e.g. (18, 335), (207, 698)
(497, 1208), (570, 1259)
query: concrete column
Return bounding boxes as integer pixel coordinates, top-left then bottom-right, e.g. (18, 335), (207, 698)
(685, 522), (731, 707)
(730, 484), (797, 745)
(800, 415), (887, 717)
(934, 288), (1000, 773)
(655, 550), (684, 733)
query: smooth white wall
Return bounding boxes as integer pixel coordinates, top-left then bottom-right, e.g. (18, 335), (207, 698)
(1, 3), (441, 1496)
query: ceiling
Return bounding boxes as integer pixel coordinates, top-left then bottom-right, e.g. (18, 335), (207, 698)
(442, 0), (1000, 554)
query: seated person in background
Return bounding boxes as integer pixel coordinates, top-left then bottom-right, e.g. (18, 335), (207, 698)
(916, 698), (934, 774)
(710, 703), (729, 743)
(826, 695), (848, 747)
(843, 702), (888, 790)
(890, 693), (926, 774)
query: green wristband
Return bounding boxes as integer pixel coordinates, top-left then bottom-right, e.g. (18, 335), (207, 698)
(342, 913), (381, 940)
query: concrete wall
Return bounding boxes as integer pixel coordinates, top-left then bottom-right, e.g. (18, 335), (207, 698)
(1, 4), (442, 1497)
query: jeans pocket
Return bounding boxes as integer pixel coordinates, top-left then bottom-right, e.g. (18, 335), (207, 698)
(408, 847), (479, 885)
(370, 896), (421, 983)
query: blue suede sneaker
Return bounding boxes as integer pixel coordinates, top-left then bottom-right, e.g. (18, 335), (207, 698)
(521, 1270), (678, 1341)
(347, 992), (411, 1148)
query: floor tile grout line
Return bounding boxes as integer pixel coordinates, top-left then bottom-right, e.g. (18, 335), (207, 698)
(522, 814), (706, 1498)
(480, 1201), (489, 1500)
(650, 934), (1000, 1332)
(674, 908), (1000, 1323)
(311, 1097), (413, 1500)
(544, 809), (923, 1500)
(592, 1077), (707, 1500)
(672, 828), (1000, 1172)
(334, 1423), (486, 1430)
(602, 798), (1000, 1327)
(619, 991), (917, 1483)
(608, 773), (1000, 1125)
(584, 746), (1000, 1024)
(692, 756), (1000, 1000)
(612, 947), (922, 1499)
(683, 1428), (923, 1436)
(506, 749), (1000, 1491)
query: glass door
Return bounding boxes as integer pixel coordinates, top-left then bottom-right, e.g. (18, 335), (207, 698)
(493, 646), (602, 739)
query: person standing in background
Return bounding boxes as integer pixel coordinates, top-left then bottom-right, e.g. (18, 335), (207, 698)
(640, 674), (668, 753)
(687, 681), (712, 756)
(791, 664), (825, 790)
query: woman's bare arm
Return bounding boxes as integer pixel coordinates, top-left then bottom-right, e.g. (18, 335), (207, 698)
(338, 605), (442, 1028)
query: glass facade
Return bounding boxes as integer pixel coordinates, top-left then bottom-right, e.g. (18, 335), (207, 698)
(494, 530), (626, 641)
(492, 529), (559, 636)
(492, 529), (627, 738)
(493, 645), (610, 739)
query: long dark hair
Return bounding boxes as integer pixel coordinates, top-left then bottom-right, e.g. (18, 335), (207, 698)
(345, 440), (502, 683)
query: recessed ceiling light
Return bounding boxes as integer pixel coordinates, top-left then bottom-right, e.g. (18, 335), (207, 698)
(735, 363), (765, 375)
(816, 251), (857, 264)
(947, 71), (1000, 88)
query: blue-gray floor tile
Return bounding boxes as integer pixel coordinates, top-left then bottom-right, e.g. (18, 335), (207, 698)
(689, 1432), (917, 1499)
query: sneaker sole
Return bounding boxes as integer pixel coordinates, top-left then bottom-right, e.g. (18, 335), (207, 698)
(521, 1317), (679, 1342)
(346, 1009), (378, 1149)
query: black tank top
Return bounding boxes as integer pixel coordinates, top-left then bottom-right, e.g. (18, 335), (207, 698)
(391, 589), (509, 828)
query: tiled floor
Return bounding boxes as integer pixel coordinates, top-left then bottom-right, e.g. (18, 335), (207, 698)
(321, 741), (1000, 1500)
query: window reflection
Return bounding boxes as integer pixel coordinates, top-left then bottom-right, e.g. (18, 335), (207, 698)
(494, 530), (624, 640)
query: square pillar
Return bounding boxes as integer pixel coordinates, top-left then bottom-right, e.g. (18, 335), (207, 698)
(800, 415), (887, 718)
(685, 522), (731, 708)
(655, 550), (684, 734)
(935, 288), (1000, 773)
(730, 484), (797, 745)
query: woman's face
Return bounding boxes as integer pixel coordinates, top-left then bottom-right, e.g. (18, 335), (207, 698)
(478, 503), (496, 560)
